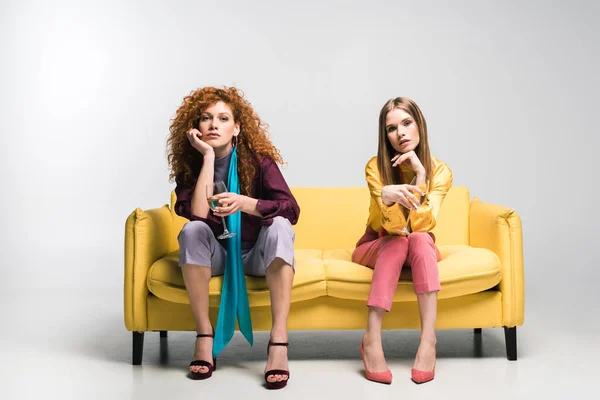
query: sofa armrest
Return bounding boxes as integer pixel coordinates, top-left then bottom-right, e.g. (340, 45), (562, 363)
(124, 205), (174, 331)
(469, 198), (524, 327)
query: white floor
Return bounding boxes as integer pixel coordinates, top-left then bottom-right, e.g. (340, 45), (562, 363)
(1, 288), (597, 400)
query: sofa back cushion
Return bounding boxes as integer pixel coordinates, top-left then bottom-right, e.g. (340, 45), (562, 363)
(291, 187), (371, 250)
(170, 185), (470, 250)
(431, 186), (470, 246)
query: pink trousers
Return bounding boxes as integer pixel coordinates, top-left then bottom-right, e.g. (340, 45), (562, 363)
(352, 231), (441, 312)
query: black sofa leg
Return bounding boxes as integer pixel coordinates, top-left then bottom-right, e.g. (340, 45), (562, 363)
(160, 331), (167, 338)
(504, 326), (517, 361)
(133, 331), (144, 365)
(474, 328), (482, 334)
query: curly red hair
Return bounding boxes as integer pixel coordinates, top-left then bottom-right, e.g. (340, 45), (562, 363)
(167, 87), (284, 196)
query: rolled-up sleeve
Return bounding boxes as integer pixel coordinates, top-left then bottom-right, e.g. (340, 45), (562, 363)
(174, 177), (222, 230)
(365, 158), (407, 234)
(255, 157), (300, 225)
(174, 179), (194, 220)
(409, 163), (453, 232)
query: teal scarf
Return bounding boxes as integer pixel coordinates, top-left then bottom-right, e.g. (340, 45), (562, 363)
(213, 147), (253, 357)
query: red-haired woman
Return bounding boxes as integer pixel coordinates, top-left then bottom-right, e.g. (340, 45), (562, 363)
(167, 87), (299, 389)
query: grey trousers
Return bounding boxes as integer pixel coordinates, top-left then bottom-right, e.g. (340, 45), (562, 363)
(177, 216), (296, 276)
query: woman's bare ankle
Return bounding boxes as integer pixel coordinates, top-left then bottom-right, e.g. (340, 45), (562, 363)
(196, 321), (213, 335)
(363, 329), (383, 345)
(269, 326), (288, 342)
(419, 331), (437, 346)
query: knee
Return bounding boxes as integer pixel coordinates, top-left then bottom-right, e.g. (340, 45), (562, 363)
(374, 237), (408, 267)
(271, 216), (293, 231)
(407, 232), (437, 265)
(178, 221), (212, 244)
(265, 216), (295, 243)
(380, 236), (408, 256)
(408, 232), (433, 248)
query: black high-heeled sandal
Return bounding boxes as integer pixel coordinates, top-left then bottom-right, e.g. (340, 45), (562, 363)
(264, 341), (290, 390)
(189, 329), (216, 380)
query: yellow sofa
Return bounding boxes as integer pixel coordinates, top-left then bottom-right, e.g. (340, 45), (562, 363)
(124, 186), (524, 365)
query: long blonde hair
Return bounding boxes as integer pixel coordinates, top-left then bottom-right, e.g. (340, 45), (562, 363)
(376, 97), (433, 186)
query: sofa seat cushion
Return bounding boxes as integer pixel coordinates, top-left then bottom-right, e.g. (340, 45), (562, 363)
(323, 245), (501, 302)
(147, 249), (326, 307)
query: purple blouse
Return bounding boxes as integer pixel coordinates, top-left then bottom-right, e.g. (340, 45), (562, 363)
(174, 156), (300, 248)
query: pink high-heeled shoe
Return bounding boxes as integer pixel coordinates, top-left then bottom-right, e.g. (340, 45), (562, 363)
(411, 349), (436, 384)
(360, 340), (392, 384)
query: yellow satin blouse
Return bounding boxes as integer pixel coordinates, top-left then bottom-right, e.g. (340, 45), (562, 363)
(364, 155), (453, 235)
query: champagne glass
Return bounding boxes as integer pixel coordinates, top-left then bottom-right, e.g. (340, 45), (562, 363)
(399, 176), (419, 236)
(206, 181), (236, 239)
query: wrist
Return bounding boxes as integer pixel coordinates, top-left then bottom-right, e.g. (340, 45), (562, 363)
(239, 195), (248, 211)
(241, 195), (259, 214)
(202, 151), (215, 161)
(381, 186), (394, 206)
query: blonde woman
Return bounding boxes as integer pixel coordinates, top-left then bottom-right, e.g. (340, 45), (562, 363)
(353, 97), (452, 384)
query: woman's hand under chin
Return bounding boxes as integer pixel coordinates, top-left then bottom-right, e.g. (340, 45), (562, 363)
(187, 128), (215, 156)
(391, 151), (425, 176)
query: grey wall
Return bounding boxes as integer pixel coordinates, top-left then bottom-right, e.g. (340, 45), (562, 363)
(1, 0), (598, 318)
